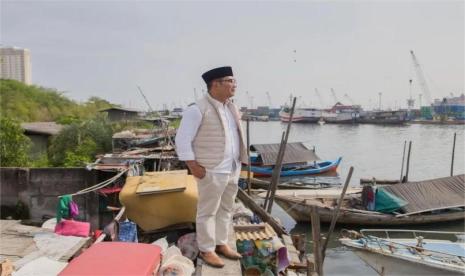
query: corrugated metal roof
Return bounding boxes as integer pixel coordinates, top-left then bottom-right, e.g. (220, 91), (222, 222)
(99, 107), (143, 113)
(234, 222), (277, 241)
(383, 174), (465, 215)
(251, 142), (320, 166)
(21, 122), (63, 136)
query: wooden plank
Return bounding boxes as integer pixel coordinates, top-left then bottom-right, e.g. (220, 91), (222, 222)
(360, 178), (400, 184)
(136, 172), (187, 195)
(310, 207), (323, 276)
(237, 189), (287, 236)
(282, 235), (301, 266)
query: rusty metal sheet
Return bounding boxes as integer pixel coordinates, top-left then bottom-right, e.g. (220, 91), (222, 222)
(251, 142), (320, 166)
(383, 174), (465, 214)
(234, 222), (277, 241)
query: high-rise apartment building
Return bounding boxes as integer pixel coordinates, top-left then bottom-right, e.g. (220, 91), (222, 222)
(0, 46), (32, 85)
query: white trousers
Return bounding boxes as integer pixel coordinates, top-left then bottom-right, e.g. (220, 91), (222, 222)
(196, 170), (239, 252)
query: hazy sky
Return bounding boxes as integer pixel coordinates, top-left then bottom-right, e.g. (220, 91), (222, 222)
(2, 1), (464, 111)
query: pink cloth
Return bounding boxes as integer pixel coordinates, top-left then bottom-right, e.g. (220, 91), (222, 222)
(69, 201), (79, 218)
(54, 219), (90, 237)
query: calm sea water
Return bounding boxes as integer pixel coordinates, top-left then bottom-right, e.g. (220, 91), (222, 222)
(248, 121), (465, 275)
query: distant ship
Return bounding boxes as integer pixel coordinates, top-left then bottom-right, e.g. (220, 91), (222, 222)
(358, 110), (408, 125)
(321, 103), (361, 124)
(279, 106), (322, 123)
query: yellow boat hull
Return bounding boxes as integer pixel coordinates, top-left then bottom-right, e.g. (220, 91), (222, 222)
(119, 173), (198, 231)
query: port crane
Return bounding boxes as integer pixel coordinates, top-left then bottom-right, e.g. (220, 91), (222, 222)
(343, 93), (355, 105)
(137, 86), (155, 113)
(314, 88), (325, 108)
(265, 91), (273, 107)
(330, 88), (340, 105)
(410, 50), (432, 106)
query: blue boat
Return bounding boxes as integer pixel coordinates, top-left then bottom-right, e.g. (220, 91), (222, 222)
(250, 157), (342, 177)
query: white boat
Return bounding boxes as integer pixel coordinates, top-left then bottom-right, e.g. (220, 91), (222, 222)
(321, 103), (361, 123)
(340, 229), (465, 275)
(279, 107), (322, 123)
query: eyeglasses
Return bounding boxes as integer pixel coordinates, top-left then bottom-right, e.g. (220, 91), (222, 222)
(218, 78), (236, 84)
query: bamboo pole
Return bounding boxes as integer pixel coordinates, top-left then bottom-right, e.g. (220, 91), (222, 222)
(451, 132), (456, 176)
(404, 141), (412, 183)
(321, 166), (354, 262)
(310, 206), (323, 276)
(400, 140), (406, 182)
(266, 97), (297, 213)
(246, 118), (252, 195)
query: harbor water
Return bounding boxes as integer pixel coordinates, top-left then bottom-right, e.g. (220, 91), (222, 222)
(249, 121), (465, 275)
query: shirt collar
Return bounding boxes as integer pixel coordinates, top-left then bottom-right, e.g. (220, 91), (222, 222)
(207, 93), (231, 108)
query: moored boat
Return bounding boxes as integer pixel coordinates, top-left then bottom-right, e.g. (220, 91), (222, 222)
(340, 229), (465, 275)
(321, 103), (361, 124)
(251, 158), (342, 177)
(248, 142), (341, 177)
(262, 174), (465, 225)
(279, 107), (322, 123)
(358, 110), (408, 125)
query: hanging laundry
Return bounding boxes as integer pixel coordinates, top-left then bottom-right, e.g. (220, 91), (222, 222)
(56, 195), (72, 223)
(56, 194), (80, 223)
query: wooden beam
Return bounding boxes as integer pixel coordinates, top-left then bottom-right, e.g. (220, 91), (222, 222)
(310, 206), (323, 276)
(237, 188), (287, 236)
(322, 166), (354, 262)
(266, 97), (297, 213)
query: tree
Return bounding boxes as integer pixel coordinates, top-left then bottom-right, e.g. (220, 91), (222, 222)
(48, 115), (113, 167)
(0, 117), (31, 167)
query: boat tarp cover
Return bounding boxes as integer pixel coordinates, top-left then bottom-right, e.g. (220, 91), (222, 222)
(375, 188), (408, 213)
(251, 142), (320, 166)
(382, 174), (465, 215)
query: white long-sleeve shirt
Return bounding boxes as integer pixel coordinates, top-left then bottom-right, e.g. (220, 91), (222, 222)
(175, 98), (240, 174)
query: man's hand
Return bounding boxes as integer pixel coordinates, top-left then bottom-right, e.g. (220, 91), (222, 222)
(186, 160), (206, 179)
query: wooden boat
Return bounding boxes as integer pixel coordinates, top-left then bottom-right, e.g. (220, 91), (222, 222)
(340, 229), (465, 275)
(248, 142), (341, 177)
(271, 192), (465, 225)
(250, 157), (342, 177)
(260, 175), (465, 225)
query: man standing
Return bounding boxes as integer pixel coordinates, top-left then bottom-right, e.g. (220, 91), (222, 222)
(175, 66), (248, 268)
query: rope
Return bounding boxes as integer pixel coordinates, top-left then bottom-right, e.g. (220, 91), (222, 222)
(59, 168), (129, 198)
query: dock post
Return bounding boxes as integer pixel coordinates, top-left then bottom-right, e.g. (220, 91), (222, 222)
(310, 206), (323, 276)
(404, 141), (412, 183)
(246, 118), (252, 195)
(451, 132), (456, 176)
(400, 140), (406, 182)
(263, 131), (285, 210)
(321, 166), (354, 262)
(266, 97), (297, 213)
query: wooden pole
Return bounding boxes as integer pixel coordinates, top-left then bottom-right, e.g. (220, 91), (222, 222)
(266, 97), (297, 213)
(400, 140), (406, 182)
(404, 141), (412, 183)
(236, 188), (287, 236)
(321, 166), (354, 262)
(263, 131), (285, 210)
(246, 118), (252, 195)
(451, 132), (456, 176)
(310, 206), (323, 276)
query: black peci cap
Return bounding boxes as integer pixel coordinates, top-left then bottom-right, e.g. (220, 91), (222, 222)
(201, 66), (233, 84)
